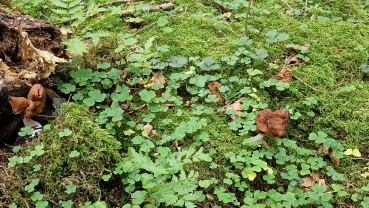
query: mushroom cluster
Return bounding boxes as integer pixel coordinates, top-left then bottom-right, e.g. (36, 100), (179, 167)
(8, 84), (46, 120)
(250, 109), (289, 146)
(256, 109), (289, 138)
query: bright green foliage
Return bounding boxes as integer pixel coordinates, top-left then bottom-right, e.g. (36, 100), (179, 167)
(5, 0), (369, 207)
(1, 103), (123, 206)
(18, 126), (34, 137)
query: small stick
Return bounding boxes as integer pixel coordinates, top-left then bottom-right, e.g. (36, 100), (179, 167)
(293, 75), (318, 92)
(352, 157), (369, 161)
(120, 2), (174, 15)
(101, 0), (135, 7)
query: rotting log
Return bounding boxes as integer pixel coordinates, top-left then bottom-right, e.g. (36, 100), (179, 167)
(0, 10), (67, 145)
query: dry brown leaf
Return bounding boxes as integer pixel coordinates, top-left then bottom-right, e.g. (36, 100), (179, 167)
(225, 98), (244, 120)
(270, 68), (292, 83)
(151, 73), (166, 97)
(310, 14), (316, 20)
(321, 146), (340, 168)
(151, 130), (161, 138)
(301, 177), (314, 188)
(208, 81), (224, 104)
(302, 173), (326, 190)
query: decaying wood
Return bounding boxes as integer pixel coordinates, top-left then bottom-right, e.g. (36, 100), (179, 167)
(120, 2), (174, 15)
(0, 11), (67, 144)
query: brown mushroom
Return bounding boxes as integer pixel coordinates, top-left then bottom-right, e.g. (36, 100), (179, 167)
(28, 84), (46, 103)
(250, 109), (289, 145)
(9, 84), (47, 120)
(257, 109), (289, 138)
(8, 96), (30, 114)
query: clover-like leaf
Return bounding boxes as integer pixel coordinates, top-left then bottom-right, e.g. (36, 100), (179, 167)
(31, 191), (44, 201)
(58, 128), (72, 137)
(198, 57), (220, 71)
(65, 184), (77, 194)
(169, 56), (188, 68)
(69, 150), (80, 158)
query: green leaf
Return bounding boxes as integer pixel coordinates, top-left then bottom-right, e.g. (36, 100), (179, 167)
(58, 128), (73, 137)
(102, 174), (111, 182)
(236, 36), (252, 46)
(9, 203), (17, 208)
(198, 57), (220, 71)
(83, 97), (95, 106)
(69, 150), (80, 158)
(35, 201), (48, 208)
(139, 90), (156, 103)
(33, 164), (41, 172)
(31, 191), (44, 201)
(199, 180), (211, 188)
(18, 127), (34, 137)
(169, 56), (188, 68)
(131, 190), (147, 205)
(97, 62), (111, 69)
(65, 184), (77, 194)
(61, 200), (74, 208)
(63, 38), (88, 56)
(25, 179), (40, 193)
(12, 145), (21, 153)
(157, 16), (169, 26)
(88, 90), (107, 102)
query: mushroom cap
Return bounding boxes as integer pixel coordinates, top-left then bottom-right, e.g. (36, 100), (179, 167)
(256, 109), (289, 138)
(28, 84), (46, 102)
(26, 100), (45, 115)
(8, 96), (30, 114)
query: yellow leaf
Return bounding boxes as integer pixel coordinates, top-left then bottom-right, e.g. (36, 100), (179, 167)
(266, 167), (273, 174)
(352, 149), (361, 157)
(184, 70), (193, 75)
(248, 172), (257, 181)
(142, 131), (149, 137)
(344, 149), (353, 155)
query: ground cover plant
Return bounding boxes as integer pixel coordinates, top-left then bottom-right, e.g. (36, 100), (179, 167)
(1, 0), (369, 207)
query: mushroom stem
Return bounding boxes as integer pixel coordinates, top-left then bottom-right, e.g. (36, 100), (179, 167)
(249, 133), (265, 142)
(249, 133), (270, 149)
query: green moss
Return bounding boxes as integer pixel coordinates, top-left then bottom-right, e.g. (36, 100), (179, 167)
(139, 14), (238, 59)
(0, 103), (125, 207)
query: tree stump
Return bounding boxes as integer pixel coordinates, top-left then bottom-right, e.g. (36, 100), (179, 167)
(0, 10), (67, 145)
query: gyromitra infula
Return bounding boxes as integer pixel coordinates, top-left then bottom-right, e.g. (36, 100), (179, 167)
(250, 109), (289, 144)
(8, 84), (46, 120)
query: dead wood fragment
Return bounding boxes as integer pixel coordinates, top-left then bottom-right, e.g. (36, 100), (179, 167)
(101, 0), (135, 7)
(120, 2), (174, 15)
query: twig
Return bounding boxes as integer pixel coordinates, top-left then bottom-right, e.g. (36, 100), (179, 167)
(352, 157), (369, 161)
(120, 2), (174, 15)
(133, 11), (186, 35)
(101, 0), (135, 7)
(293, 75), (318, 92)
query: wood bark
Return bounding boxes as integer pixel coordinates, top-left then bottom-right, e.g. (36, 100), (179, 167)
(0, 11), (66, 144)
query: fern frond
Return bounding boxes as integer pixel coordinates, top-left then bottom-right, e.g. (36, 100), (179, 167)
(49, 0), (68, 8)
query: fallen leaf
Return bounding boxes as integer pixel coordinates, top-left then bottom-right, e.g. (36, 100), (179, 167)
(151, 73), (166, 97)
(302, 173), (326, 190)
(283, 44), (311, 54)
(248, 172), (257, 181)
(321, 146), (340, 168)
(301, 177), (314, 188)
(270, 68), (292, 83)
(151, 130), (161, 138)
(344, 148), (362, 157)
(225, 98), (244, 120)
(310, 14), (316, 21)
(208, 81), (224, 104)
